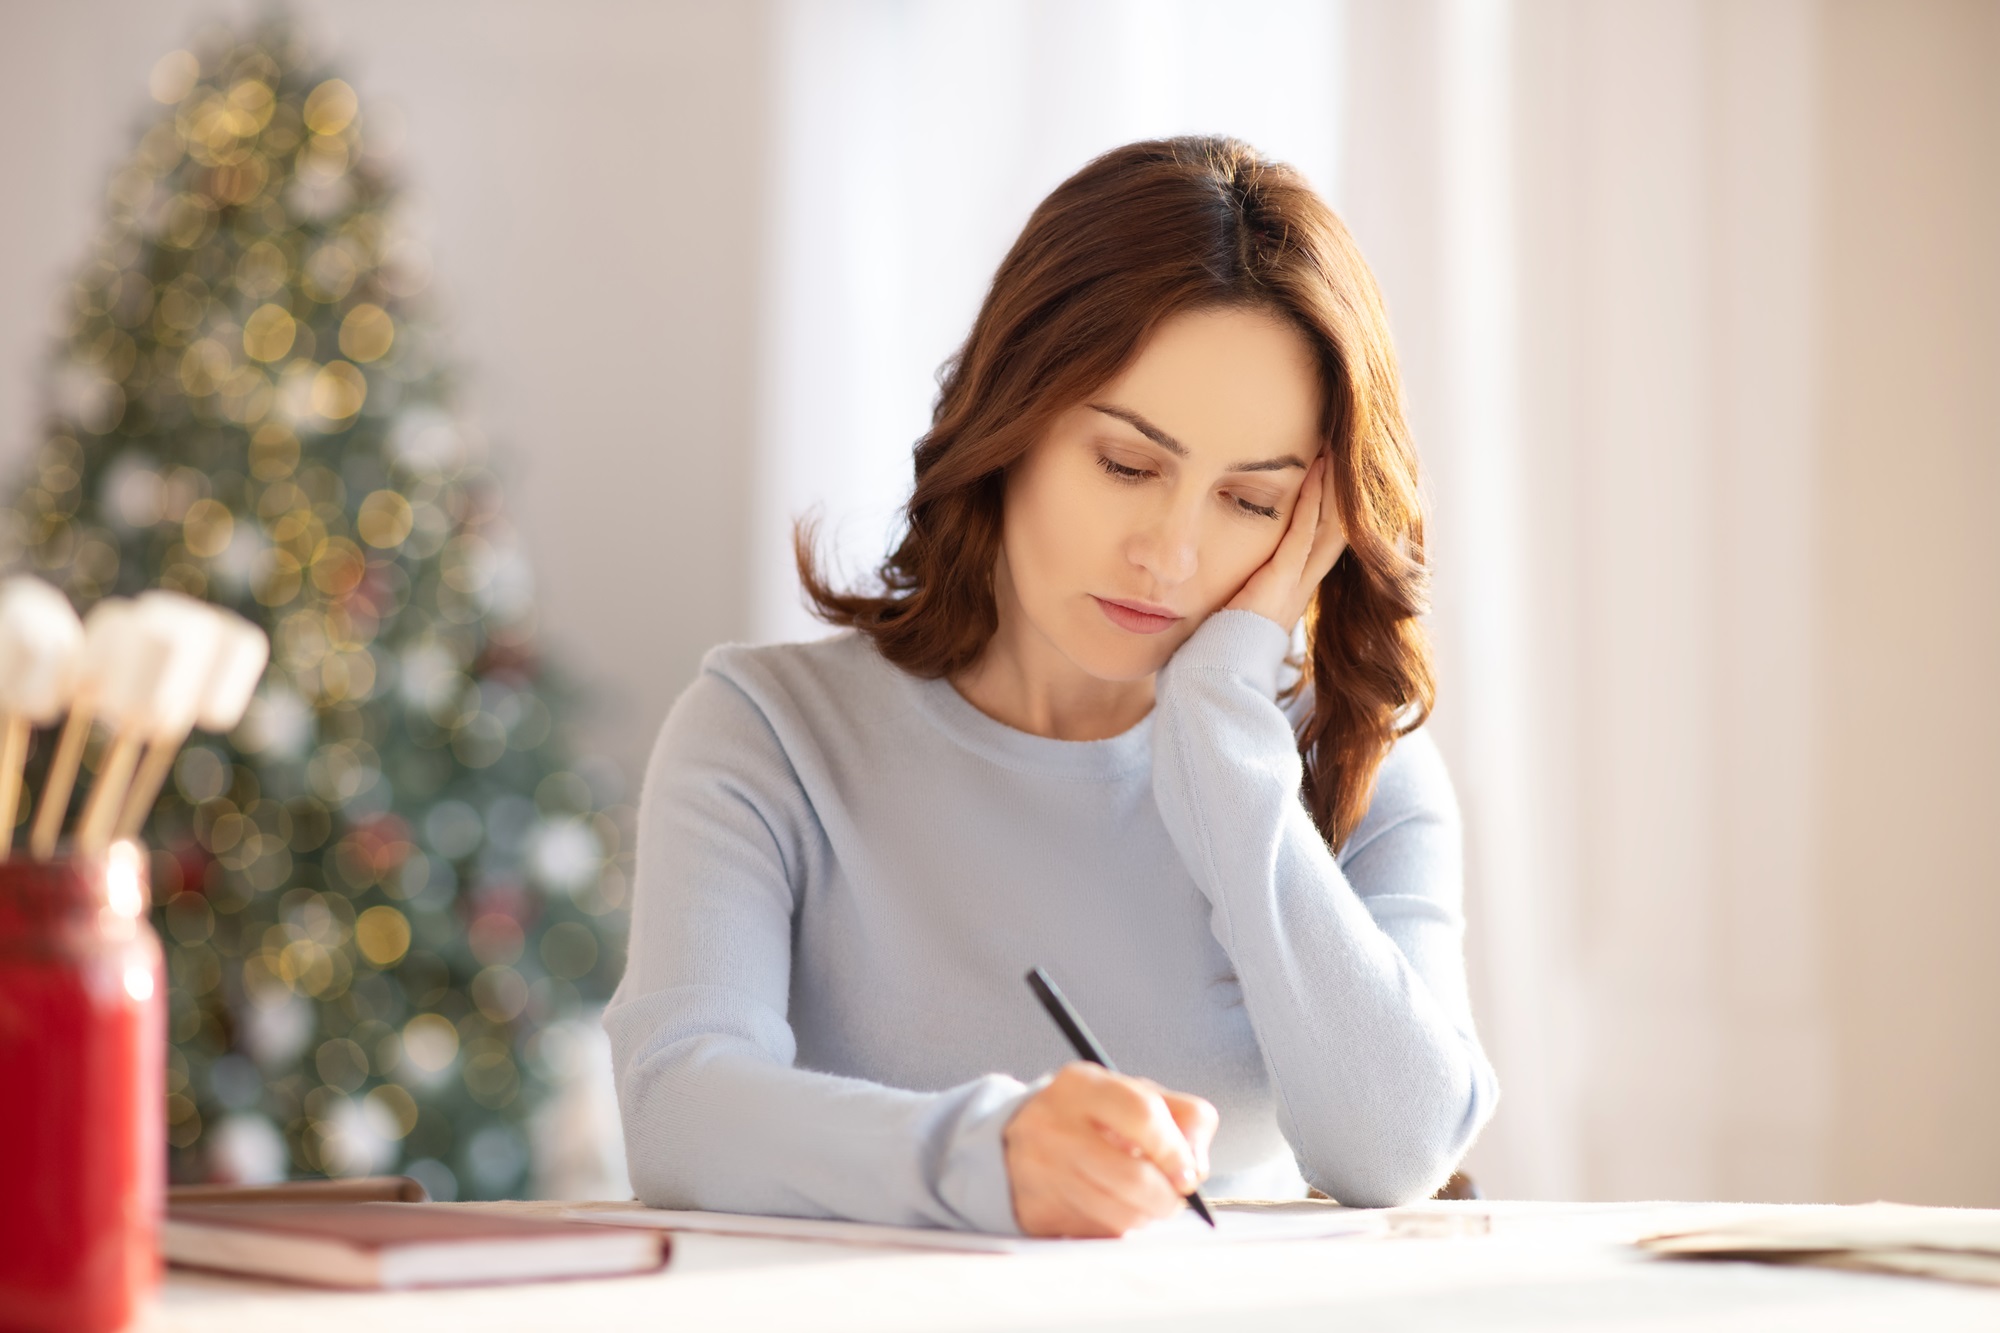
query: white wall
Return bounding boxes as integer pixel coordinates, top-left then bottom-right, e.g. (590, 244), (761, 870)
(5, 0), (1999, 1209)
(0, 0), (770, 787)
(1815, 0), (2000, 1207)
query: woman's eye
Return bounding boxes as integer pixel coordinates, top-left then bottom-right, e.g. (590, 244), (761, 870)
(1232, 494), (1282, 520)
(1095, 455), (1153, 482)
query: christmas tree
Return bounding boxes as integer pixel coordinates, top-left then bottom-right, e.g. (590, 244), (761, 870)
(0, 20), (630, 1201)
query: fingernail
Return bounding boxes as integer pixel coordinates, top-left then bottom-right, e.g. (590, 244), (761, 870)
(1177, 1167), (1196, 1190)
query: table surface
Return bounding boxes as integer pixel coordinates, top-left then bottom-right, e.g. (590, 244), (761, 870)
(143, 1199), (2000, 1332)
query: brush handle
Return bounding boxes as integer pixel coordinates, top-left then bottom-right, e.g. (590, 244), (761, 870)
(74, 731), (142, 858)
(29, 707), (92, 860)
(0, 715), (27, 859)
(114, 729), (190, 841)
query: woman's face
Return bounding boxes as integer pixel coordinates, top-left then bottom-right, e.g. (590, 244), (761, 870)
(997, 305), (1327, 683)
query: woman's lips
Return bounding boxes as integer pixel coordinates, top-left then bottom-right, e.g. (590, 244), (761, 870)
(1092, 595), (1183, 635)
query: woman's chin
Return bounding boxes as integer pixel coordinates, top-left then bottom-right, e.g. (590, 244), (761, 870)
(1062, 619), (1195, 683)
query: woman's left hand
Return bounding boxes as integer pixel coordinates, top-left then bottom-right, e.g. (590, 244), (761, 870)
(1226, 452), (1347, 632)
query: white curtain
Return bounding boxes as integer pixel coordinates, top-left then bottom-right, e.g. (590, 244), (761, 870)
(755, 0), (1836, 1203)
(1343, 0), (1830, 1201)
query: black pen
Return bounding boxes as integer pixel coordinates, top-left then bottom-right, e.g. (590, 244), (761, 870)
(1024, 966), (1216, 1227)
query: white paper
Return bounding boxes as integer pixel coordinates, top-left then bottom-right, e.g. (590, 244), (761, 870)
(565, 1203), (1380, 1254)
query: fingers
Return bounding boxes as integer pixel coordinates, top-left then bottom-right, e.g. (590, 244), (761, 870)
(1273, 456), (1325, 578)
(1008, 1149), (1131, 1238)
(1157, 1089), (1219, 1179)
(1041, 1145), (1174, 1237)
(1075, 1124), (1188, 1214)
(1302, 449), (1347, 582)
(1007, 1122), (1179, 1237)
(1005, 1064), (1217, 1237)
(1064, 1065), (1198, 1192)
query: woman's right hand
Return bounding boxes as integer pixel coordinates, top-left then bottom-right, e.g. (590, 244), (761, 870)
(1002, 1062), (1218, 1237)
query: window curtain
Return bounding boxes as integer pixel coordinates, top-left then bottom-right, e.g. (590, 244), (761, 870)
(1343, 0), (1828, 1200)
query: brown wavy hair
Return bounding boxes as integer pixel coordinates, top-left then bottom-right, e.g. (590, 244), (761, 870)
(798, 136), (1434, 849)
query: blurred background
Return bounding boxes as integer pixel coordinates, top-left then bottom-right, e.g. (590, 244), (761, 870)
(1, 0), (1994, 1207)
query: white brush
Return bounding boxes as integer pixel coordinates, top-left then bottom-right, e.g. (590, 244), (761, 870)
(30, 598), (140, 859)
(71, 598), (187, 858)
(114, 595), (269, 839)
(0, 577), (85, 857)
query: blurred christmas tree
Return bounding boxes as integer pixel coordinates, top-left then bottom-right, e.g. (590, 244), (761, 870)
(0, 20), (631, 1200)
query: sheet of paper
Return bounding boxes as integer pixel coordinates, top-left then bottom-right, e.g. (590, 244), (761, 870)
(1641, 1203), (2000, 1257)
(565, 1202), (1381, 1254)
(1636, 1202), (2000, 1289)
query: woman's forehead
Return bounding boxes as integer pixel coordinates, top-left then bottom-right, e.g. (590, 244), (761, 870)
(1089, 307), (1324, 467)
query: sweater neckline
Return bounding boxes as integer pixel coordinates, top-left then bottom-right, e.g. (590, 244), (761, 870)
(899, 664), (1155, 782)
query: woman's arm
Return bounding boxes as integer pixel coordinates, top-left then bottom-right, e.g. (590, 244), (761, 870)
(1151, 609), (1499, 1206)
(602, 665), (1030, 1232)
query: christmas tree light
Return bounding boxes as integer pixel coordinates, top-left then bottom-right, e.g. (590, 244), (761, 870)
(1, 18), (630, 1201)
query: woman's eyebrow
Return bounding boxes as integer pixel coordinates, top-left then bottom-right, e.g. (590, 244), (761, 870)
(1089, 402), (1189, 456)
(1087, 402), (1309, 473)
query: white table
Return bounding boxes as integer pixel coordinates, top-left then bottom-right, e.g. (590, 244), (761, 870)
(146, 1199), (2000, 1332)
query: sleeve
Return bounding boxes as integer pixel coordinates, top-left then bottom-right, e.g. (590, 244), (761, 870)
(601, 664), (1034, 1233)
(1151, 609), (1499, 1206)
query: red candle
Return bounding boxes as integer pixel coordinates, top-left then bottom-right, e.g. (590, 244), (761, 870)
(0, 846), (163, 1333)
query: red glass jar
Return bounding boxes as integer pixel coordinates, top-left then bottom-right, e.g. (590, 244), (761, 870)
(0, 845), (163, 1333)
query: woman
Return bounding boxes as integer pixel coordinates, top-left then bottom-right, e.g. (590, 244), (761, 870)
(605, 137), (1497, 1238)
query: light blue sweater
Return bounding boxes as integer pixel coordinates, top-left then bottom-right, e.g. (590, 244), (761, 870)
(604, 609), (1497, 1233)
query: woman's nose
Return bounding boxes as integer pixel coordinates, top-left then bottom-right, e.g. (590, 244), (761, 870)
(1131, 497), (1201, 586)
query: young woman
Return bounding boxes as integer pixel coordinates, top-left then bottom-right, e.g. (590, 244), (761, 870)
(605, 137), (1497, 1238)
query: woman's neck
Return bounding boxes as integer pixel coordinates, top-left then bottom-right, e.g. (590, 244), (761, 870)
(949, 581), (1155, 742)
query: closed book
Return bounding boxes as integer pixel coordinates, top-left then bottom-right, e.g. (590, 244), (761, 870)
(164, 1202), (669, 1289)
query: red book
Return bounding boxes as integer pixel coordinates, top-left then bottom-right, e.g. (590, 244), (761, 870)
(164, 1203), (669, 1289)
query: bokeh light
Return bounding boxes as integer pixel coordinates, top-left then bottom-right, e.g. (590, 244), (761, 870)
(1, 18), (631, 1198)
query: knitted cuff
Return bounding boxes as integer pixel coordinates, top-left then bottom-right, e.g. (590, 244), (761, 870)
(1167, 608), (1293, 698)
